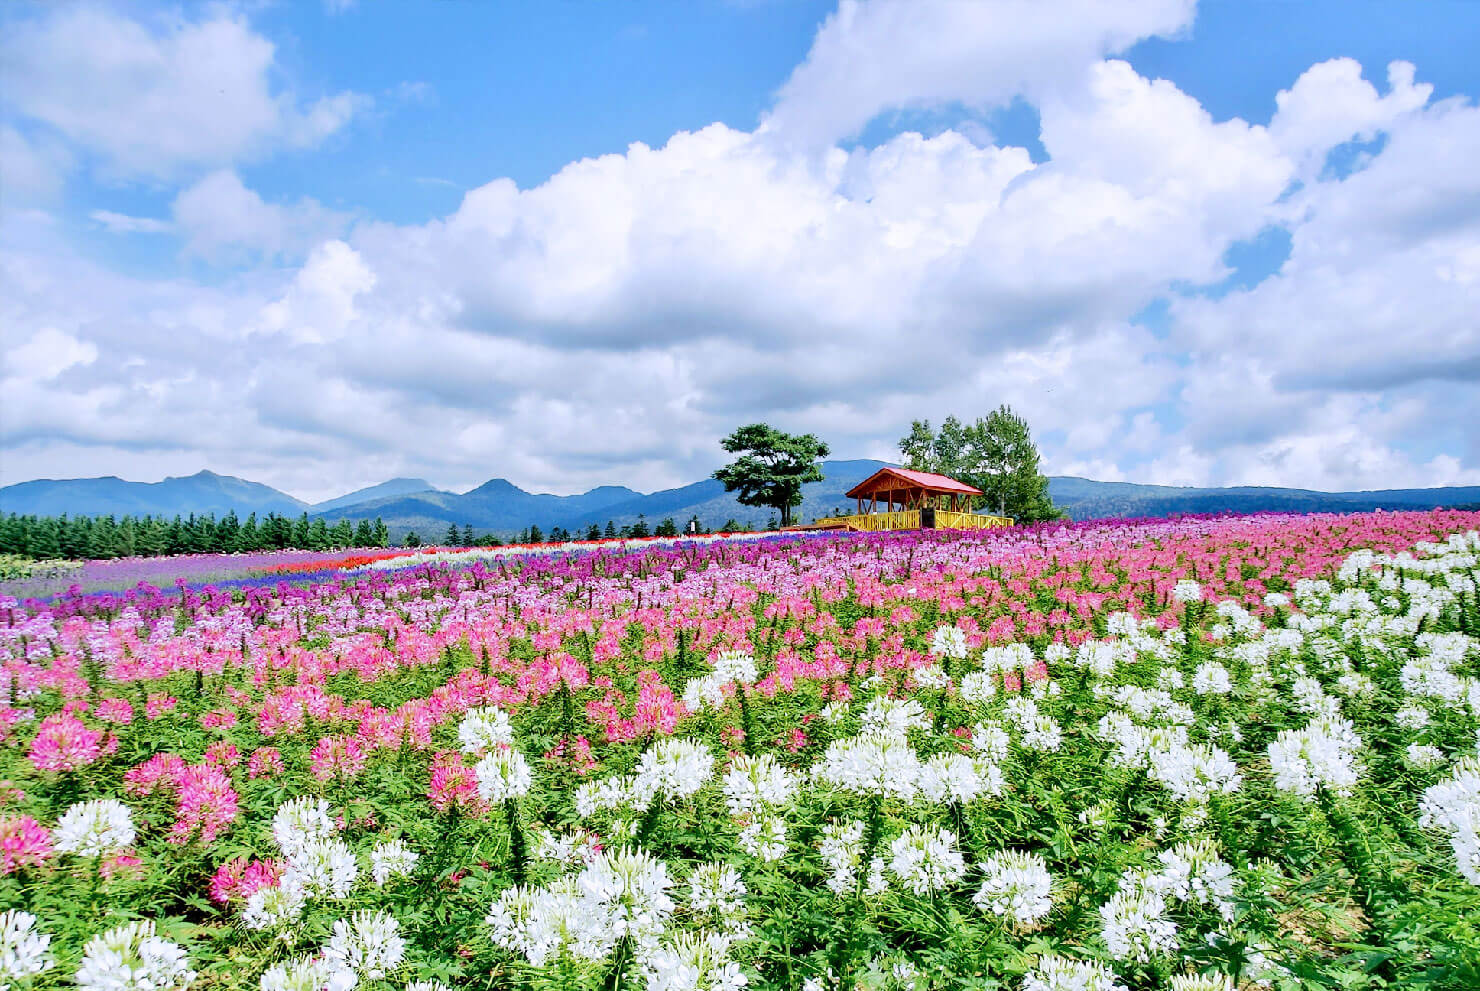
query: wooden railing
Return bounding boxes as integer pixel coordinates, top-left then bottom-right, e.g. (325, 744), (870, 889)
(809, 510), (1014, 532)
(935, 510), (1014, 530)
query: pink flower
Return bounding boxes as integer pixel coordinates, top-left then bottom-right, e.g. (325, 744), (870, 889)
(309, 735), (368, 782)
(145, 694), (179, 720)
(209, 856), (281, 903)
(0, 815), (52, 874)
(94, 698), (135, 724)
(199, 708), (238, 730)
(204, 741), (241, 768)
(100, 852), (144, 880)
(169, 764), (240, 845)
(27, 713), (108, 773)
(247, 747), (285, 779)
(427, 750), (489, 817)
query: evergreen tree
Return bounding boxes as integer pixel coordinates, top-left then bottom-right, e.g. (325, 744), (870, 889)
(655, 517), (678, 537)
(445, 523), (461, 546)
(404, 531), (422, 547)
(353, 519), (374, 547)
(330, 519), (354, 548)
(713, 423), (829, 527)
(721, 518), (741, 533)
(604, 520), (617, 539)
(291, 513), (311, 548)
(217, 510), (241, 552)
(461, 523), (475, 546)
(240, 513), (260, 551)
(308, 518), (330, 550)
(630, 514), (650, 538)
(528, 524), (544, 543)
(585, 523), (601, 541)
(373, 517), (390, 547)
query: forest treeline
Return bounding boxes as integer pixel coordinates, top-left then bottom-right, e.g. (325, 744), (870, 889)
(0, 511), (392, 561)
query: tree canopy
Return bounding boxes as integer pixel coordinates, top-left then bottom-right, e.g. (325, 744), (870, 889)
(899, 406), (1063, 522)
(713, 423), (830, 527)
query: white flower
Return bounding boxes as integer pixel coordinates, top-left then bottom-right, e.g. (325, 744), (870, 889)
(283, 838), (359, 899)
(1268, 716), (1363, 798)
(369, 839), (420, 886)
(487, 879), (617, 966)
(259, 955), (346, 991)
(812, 732), (921, 800)
(913, 664), (950, 689)
(458, 706), (514, 755)
(578, 847), (676, 951)
(475, 748), (534, 803)
(1022, 956), (1126, 991)
(973, 851), (1053, 926)
(959, 671), (998, 703)
(54, 799), (136, 858)
(1173, 580), (1203, 604)
(76, 920), (195, 991)
(721, 755), (799, 816)
(531, 826), (603, 868)
(272, 797), (336, 859)
(1395, 704), (1431, 730)
(930, 625), (968, 660)
(643, 931), (748, 991)
(688, 862), (747, 929)
(819, 820), (865, 896)
(633, 739), (715, 807)
(917, 752), (996, 804)
(859, 697), (930, 739)
(1406, 743), (1446, 769)
(1152, 840), (1235, 920)
(971, 721), (1011, 763)
(242, 879), (308, 932)
(323, 910), (406, 983)
(887, 826), (965, 895)
(1099, 872), (1178, 962)
(736, 813), (788, 862)
(1192, 662), (1232, 696)
(713, 650), (759, 686)
(0, 910), (52, 982)
(1170, 975), (1235, 991)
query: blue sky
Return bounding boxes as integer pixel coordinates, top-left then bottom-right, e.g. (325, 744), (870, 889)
(2, 0), (1478, 500)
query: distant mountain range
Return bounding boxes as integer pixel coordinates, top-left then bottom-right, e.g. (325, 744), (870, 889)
(2, 463), (1478, 538)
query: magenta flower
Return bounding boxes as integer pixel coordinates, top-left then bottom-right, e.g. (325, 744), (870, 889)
(0, 814), (53, 874)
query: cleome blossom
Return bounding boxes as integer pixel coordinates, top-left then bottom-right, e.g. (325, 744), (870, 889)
(75, 920), (195, 991)
(54, 799), (136, 859)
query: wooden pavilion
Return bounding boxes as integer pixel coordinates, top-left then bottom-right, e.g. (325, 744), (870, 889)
(802, 466), (1014, 532)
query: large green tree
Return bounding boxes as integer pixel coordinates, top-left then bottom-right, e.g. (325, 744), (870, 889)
(713, 423), (830, 527)
(899, 405), (1063, 522)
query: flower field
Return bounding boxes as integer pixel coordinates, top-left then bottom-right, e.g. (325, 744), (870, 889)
(3, 510), (1480, 991)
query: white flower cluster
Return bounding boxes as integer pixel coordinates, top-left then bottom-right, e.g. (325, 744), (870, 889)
(859, 697), (931, 739)
(1152, 840), (1236, 920)
(1419, 756), (1480, 885)
(722, 754), (799, 861)
(1098, 871), (1178, 963)
(917, 752), (1002, 804)
(323, 910), (406, 983)
(75, 921), (195, 991)
(683, 650), (759, 712)
(634, 738), (716, 808)
(531, 826), (604, 869)
(369, 839), (419, 886)
(54, 799), (136, 858)
(1, 910), (53, 983)
(1170, 975), (1235, 991)
(1172, 580), (1204, 604)
(1267, 716), (1363, 798)
(817, 820), (884, 897)
(458, 705), (514, 755)
(687, 862), (749, 935)
(887, 825), (965, 895)
(642, 931), (749, 991)
(972, 850), (1053, 926)
(489, 847), (677, 966)
(929, 625), (968, 660)
(247, 797), (357, 933)
(475, 746), (534, 802)
(1021, 955), (1126, 991)
(1004, 696), (1063, 753)
(812, 732), (922, 801)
